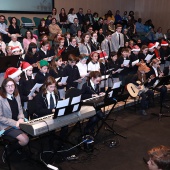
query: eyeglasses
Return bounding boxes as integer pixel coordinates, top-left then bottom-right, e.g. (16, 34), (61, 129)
(5, 84), (15, 88)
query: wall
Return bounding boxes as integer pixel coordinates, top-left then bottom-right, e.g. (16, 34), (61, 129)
(1, 0), (169, 33)
(134, 0), (170, 32)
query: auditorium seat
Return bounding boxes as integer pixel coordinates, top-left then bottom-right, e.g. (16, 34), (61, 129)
(21, 17), (33, 23)
(33, 17), (41, 28)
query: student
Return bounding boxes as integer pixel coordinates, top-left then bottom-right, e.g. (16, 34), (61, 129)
(34, 60), (50, 84)
(19, 62), (36, 119)
(79, 33), (91, 55)
(108, 51), (120, 83)
(76, 54), (88, 89)
(49, 56), (66, 99)
(88, 51), (100, 72)
(38, 41), (52, 61)
(117, 48), (130, 86)
(97, 28), (105, 45)
(81, 71), (105, 135)
(147, 145), (170, 170)
(24, 42), (39, 73)
(0, 78), (29, 163)
(90, 32), (100, 52)
(146, 59), (169, 108)
(63, 54), (81, 90)
(138, 45), (149, 62)
(64, 32), (71, 47)
(36, 76), (59, 117)
(129, 45), (141, 74)
(40, 34), (51, 50)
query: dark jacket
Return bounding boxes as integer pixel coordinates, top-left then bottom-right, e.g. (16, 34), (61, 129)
(81, 81), (100, 100)
(34, 71), (50, 84)
(36, 92), (59, 117)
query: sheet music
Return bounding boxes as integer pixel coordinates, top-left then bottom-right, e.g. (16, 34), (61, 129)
(108, 91), (113, 98)
(132, 59), (139, 66)
(123, 60), (130, 66)
(58, 108), (65, 116)
(55, 77), (60, 82)
(115, 68), (124, 73)
(73, 78), (83, 82)
(106, 68), (114, 73)
(101, 75), (109, 80)
(28, 83), (43, 97)
(112, 81), (121, 89)
(72, 104), (79, 112)
(60, 76), (68, 84)
(145, 54), (154, 61)
(71, 95), (81, 104)
(47, 56), (53, 61)
(56, 98), (69, 108)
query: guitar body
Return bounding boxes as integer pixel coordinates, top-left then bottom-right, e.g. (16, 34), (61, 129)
(127, 83), (145, 97)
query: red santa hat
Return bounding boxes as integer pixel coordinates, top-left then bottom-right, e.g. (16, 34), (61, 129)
(4, 67), (22, 79)
(131, 45), (140, 52)
(11, 46), (20, 53)
(161, 40), (168, 46)
(99, 51), (108, 59)
(148, 43), (155, 50)
(20, 62), (34, 80)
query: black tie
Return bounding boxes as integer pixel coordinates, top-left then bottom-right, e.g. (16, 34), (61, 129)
(11, 96), (14, 100)
(50, 94), (55, 109)
(85, 44), (90, 54)
(118, 34), (120, 46)
(108, 41), (111, 54)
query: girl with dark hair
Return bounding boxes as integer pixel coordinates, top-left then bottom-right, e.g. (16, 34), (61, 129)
(24, 42), (39, 73)
(0, 78), (29, 161)
(36, 76), (59, 117)
(52, 8), (60, 23)
(63, 54), (81, 90)
(79, 33), (91, 55)
(38, 18), (49, 37)
(67, 8), (77, 24)
(81, 71), (105, 135)
(49, 56), (66, 99)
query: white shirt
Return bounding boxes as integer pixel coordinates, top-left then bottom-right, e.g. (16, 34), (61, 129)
(46, 91), (56, 109)
(7, 93), (14, 100)
(67, 14), (77, 24)
(41, 48), (47, 55)
(90, 80), (95, 90)
(88, 61), (100, 72)
(76, 61), (88, 77)
(152, 66), (159, 87)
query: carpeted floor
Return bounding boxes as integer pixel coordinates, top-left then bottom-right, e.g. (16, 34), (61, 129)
(0, 94), (170, 170)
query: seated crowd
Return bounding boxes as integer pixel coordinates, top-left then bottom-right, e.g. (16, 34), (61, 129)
(0, 7), (170, 164)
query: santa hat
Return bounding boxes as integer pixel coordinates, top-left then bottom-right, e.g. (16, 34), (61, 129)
(148, 43), (155, 50)
(11, 46), (20, 53)
(131, 45), (140, 52)
(161, 40), (168, 46)
(99, 51), (108, 59)
(20, 62), (34, 80)
(4, 67), (22, 79)
(154, 42), (159, 48)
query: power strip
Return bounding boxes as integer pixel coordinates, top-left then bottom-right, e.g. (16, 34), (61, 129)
(47, 164), (59, 170)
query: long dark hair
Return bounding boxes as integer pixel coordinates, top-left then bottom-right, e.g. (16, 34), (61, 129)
(0, 78), (18, 98)
(50, 56), (62, 74)
(25, 30), (33, 39)
(26, 42), (37, 58)
(41, 76), (57, 95)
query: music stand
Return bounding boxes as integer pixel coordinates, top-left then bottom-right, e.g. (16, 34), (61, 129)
(95, 82), (127, 139)
(151, 75), (170, 120)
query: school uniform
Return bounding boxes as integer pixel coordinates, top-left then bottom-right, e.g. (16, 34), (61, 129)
(129, 53), (140, 74)
(36, 92), (59, 117)
(34, 71), (50, 84)
(49, 66), (65, 99)
(79, 43), (91, 55)
(38, 48), (52, 60)
(146, 66), (168, 105)
(90, 39), (100, 52)
(88, 61), (100, 72)
(63, 64), (81, 90)
(81, 80), (104, 135)
(66, 44), (80, 57)
(19, 75), (36, 119)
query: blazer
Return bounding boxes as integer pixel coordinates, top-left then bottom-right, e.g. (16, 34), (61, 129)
(36, 92), (59, 117)
(89, 39), (100, 52)
(79, 43), (91, 55)
(0, 95), (24, 130)
(101, 39), (113, 58)
(81, 81), (100, 100)
(111, 32), (124, 52)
